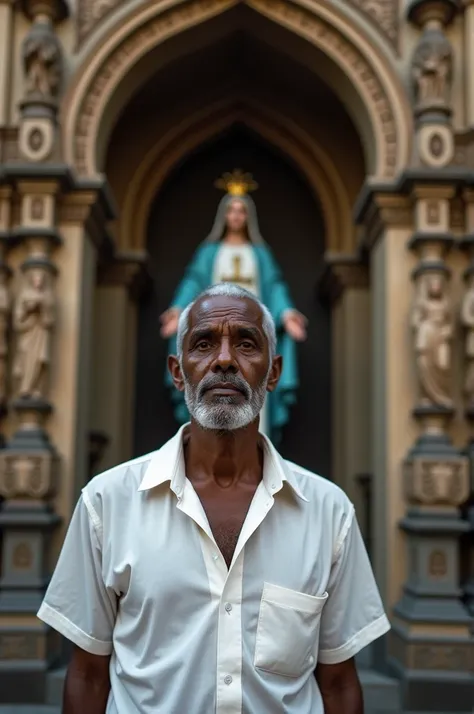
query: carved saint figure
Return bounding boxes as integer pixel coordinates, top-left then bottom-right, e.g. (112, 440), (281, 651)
(461, 277), (474, 405)
(160, 170), (307, 439)
(411, 28), (453, 109)
(411, 273), (453, 408)
(13, 269), (55, 400)
(23, 26), (61, 98)
(0, 271), (10, 404)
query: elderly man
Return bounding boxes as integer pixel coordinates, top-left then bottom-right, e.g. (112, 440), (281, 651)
(37, 283), (390, 714)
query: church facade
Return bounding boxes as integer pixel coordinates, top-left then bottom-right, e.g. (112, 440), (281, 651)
(0, 0), (473, 711)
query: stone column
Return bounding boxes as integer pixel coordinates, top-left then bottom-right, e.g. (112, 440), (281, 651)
(354, 188), (416, 629)
(0, 187), (12, 439)
(318, 256), (371, 524)
(463, 0), (474, 127)
(0, 173), (63, 703)
(0, 0), (14, 127)
(389, 182), (473, 713)
(408, 0), (458, 169)
(459, 188), (474, 616)
(91, 252), (150, 472)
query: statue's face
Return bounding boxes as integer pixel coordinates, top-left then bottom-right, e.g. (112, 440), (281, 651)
(29, 269), (45, 290)
(428, 274), (443, 297)
(225, 199), (248, 233)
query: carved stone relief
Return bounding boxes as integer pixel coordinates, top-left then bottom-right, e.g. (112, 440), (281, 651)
(411, 644), (473, 672)
(405, 459), (470, 508)
(461, 275), (474, 407)
(76, 0), (123, 47)
(0, 453), (55, 500)
(0, 271), (10, 405)
(428, 549), (447, 577)
(411, 272), (453, 409)
(347, 0), (399, 48)
(411, 27), (453, 113)
(0, 634), (39, 660)
(22, 21), (62, 100)
(13, 269), (55, 401)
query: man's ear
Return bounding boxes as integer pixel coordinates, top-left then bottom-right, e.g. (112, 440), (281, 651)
(168, 355), (185, 392)
(266, 355), (282, 393)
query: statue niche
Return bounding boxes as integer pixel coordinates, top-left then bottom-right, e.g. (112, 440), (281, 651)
(160, 170), (307, 440)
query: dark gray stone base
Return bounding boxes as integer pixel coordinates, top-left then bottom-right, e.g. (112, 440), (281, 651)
(390, 664), (473, 712)
(0, 664), (46, 703)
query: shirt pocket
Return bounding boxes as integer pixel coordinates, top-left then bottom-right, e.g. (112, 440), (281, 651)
(254, 582), (328, 678)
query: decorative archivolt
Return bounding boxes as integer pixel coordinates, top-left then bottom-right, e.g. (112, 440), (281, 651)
(119, 98), (355, 255)
(62, 0), (412, 181)
(76, 0), (399, 51)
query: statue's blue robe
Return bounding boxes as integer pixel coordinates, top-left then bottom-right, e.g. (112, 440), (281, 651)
(166, 242), (298, 441)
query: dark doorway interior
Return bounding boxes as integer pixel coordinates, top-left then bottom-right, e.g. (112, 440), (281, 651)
(135, 125), (331, 477)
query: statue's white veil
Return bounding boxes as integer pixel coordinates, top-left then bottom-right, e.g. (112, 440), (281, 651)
(205, 194), (264, 244)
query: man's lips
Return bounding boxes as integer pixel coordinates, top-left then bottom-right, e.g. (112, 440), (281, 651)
(204, 385), (245, 396)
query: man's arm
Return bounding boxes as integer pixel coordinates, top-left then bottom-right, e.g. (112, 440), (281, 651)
(63, 646), (111, 714)
(315, 658), (363, 714)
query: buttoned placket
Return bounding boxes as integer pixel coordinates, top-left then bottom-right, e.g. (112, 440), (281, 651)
(175, 475), (279, 714)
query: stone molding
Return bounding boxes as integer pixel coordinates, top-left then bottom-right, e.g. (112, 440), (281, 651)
(97, 250), (152, 300)
(317, 256), (369, 306)
(75, 0), (400, 52)
(355, 169), (473, 250)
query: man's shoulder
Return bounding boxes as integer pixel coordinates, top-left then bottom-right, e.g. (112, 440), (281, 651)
(284, 459), (354, 517)
(83, 451), (156, 505)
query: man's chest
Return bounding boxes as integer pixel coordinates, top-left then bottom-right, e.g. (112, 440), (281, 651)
(194, 485), (258, 568)
(105, 492), (329, 609)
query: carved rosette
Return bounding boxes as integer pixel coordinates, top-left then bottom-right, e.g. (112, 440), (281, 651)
(18, 0), (68, 163)
(408, 0), (459, 168)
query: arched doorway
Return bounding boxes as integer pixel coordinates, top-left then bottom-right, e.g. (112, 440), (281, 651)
(134, 125), (331, 476)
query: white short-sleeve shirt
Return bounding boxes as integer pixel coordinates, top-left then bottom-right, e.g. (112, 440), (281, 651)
(37, 426), (390, 714)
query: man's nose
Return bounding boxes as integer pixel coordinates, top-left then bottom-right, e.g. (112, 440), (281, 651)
(213, 339), (237, 372)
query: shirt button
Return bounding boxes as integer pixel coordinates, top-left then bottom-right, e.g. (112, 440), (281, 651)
(225, 602), (232, 612)
(309, 655), (315, 666)
(271, 483), (276, 489)
(224, 675), (233, 685)
(213, 554), (219, 561)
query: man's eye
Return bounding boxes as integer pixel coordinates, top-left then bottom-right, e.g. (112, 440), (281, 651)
(196, 341), (211, 350)
(240, 341), (255, 350)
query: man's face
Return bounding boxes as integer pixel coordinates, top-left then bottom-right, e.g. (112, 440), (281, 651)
(225, 199), (248, 233)
(172, 295), (281, 431)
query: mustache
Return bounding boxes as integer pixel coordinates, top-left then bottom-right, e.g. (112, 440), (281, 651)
(197, 372), (251, 400)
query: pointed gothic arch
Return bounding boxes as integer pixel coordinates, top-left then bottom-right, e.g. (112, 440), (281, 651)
(61, 0), (412, 181)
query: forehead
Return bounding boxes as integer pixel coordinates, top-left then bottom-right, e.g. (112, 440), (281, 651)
(227, 199), (246, 211)
(188, 295), (264, 331)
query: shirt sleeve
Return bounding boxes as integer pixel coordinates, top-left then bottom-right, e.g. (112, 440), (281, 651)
(318, 506), (390, 664)
(37, 492), (117, 656)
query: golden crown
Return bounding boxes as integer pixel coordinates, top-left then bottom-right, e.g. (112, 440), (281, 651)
(214, 169), (258, 196)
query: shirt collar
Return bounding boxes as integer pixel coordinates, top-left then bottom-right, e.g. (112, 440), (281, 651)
(138, 424), (309, 503)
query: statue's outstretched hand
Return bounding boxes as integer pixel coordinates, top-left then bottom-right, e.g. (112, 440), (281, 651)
(160, 307), (181, 338)
(283, 310), (307, 342)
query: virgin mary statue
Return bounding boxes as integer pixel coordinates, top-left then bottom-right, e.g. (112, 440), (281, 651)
(160, 170), (307, 440)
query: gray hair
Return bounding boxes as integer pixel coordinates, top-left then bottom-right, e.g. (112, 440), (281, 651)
(176, 283), (276, 359)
